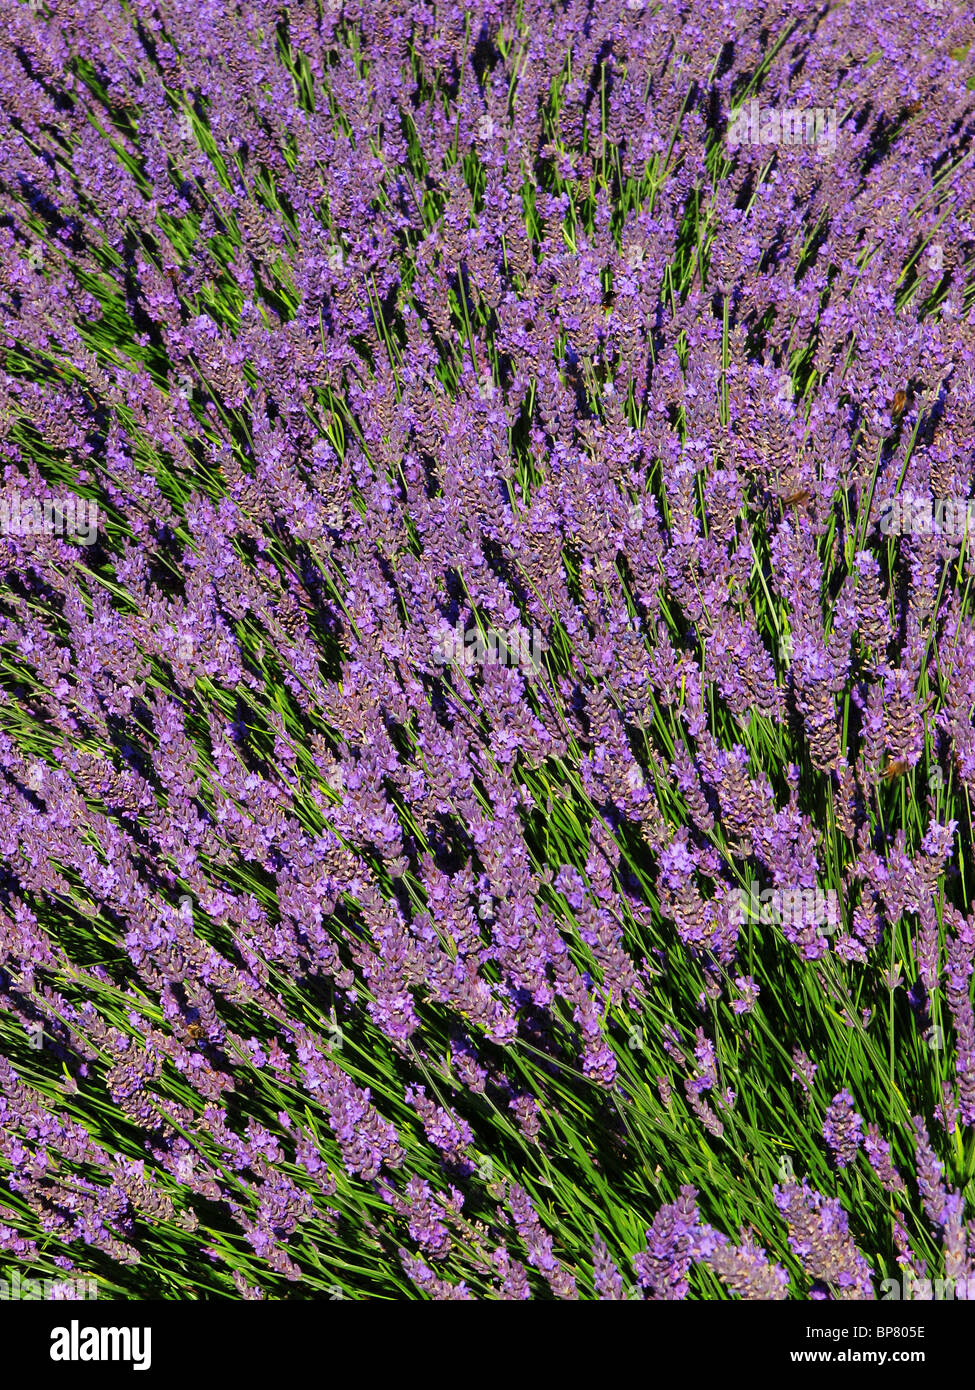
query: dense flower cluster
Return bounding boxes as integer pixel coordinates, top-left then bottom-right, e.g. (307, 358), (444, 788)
(0, 0), (973, 1299)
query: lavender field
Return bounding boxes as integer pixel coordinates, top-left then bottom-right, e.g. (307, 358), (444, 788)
(0, 0), (974, 1304)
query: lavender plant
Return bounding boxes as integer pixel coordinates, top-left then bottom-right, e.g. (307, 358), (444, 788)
(0, 0), (973, 1301)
